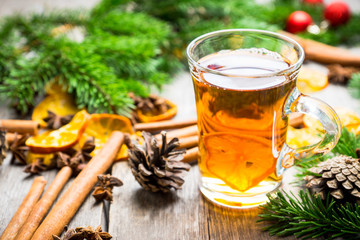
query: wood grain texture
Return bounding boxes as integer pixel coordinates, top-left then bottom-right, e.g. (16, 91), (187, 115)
(108, 162), (295, 239)
(109, 162), (206, 240)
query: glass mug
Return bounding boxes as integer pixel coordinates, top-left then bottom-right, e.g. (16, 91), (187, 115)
(186, 29), (341, 209)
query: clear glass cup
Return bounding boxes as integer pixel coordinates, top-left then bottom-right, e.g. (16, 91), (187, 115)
(186, 29), (341, 209)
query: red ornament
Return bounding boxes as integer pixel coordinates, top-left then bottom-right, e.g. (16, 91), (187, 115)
(286, 11), (313, 34)
(302, 0), (323, 5)
(324, 1), (351, 26)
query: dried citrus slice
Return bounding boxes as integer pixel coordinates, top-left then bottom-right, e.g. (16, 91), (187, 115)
(137, 99), (177, 123)
(32, 92), (79, 127)
(296, 67), (328, 93)
(32, 94), (79, 127)
(286, 126), (323, 149)
(26, 110), (91, 153)
(26, 152), (55, 166)
(79, 114), (134, 160)
(303, 107), (360, 132)
(204, 132), (275, 192)
(44, 78), (68, 95)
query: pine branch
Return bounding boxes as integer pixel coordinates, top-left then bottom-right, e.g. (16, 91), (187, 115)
(294, 127), (360, 181)
(349, 73), (360, 100)
(258, 190), (360, 239)
(0, 7), (173, 115)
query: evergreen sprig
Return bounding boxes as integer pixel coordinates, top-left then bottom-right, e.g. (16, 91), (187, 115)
(258, 190), (360, 239)
(1, 0), (360, 114)
(294, 127), (360, 181)
(262, 128), (360, 238)
(349, 73), (360, 100)
(0, 6), (172, 115)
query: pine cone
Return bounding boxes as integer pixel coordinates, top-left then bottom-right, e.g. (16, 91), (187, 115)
(128, 131), (191, 192)
(304, 155), (360, 203)
(0, 130), (7, 165)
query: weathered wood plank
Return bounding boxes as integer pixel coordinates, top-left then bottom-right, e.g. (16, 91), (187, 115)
(0, 155), (105, 235)
(204, 169), (297, 240)
(109, 162), (206, 240)
(0, 155), (57, 233)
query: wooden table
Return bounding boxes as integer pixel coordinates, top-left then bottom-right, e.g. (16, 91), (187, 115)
(1, 1), (360, 238)
(1, 63), (360, 239)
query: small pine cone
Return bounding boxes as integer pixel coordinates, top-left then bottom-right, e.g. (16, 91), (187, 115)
(0, 130), (8, 165)
(128, 131), (191, 193)
(304, 155), (360, 203)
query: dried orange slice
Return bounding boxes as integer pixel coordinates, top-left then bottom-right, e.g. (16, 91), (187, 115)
(303, 107), (360, 132)
(286, 126), (323, 149)
(137, 99), (177, 123)
(204, 132), (275, 192)
(32, 93), (79, 127)
(26, 152), (55, 166)
(297, 67), (328, 93)
(26, 110), (91, 153)
(79, 114), (134, 160)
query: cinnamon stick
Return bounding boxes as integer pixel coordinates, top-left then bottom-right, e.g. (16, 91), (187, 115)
(183, 147), (199, 163)
(280, 31), (360, 66)
(289, 113), (304, 127)
(15, 166), (72, 240)
(1, 176), (46, 240)
(31, 131), (124, 239)
(134, 119), (197, 132)
(179, 135), (199, 149)
(6, 132), (21, 145)
(0, 120), (39, 135)
(155, 125), (198, 142)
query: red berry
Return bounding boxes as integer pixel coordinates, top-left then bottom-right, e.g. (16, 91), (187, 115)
(324, 1), (351, 26)
(302, 0), (323, 5)
(286, 11), (313, 34)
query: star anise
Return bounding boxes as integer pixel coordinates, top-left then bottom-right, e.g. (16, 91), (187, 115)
(92, 174), (123, 202)
(71, 137), (95, 163)
(57, 137), (95, 175)
(9, 133), (29, 165)
(129, 92), (171, 123)
(327, 64), (360, 84)
(43, 110), (74, 130)
(24, 158), (47, 174)
(75, 226), (112, 240)
(52, 225), (84, 240)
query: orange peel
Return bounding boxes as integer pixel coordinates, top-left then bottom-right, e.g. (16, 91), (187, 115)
(297, 67), (328, 93)
(79, 113), (134, 160)
(26, 110), (91, 153)
(303, 107), (360, 133)
(204, 132), (275, 192)
(137, 99), (177, 123)
(286, 126), (323, 149)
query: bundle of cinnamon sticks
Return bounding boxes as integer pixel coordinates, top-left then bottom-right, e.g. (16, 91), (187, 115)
(1, 132), (125, 240)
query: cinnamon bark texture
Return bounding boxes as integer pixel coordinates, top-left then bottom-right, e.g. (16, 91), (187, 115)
(15, 166), (72, 240)
(0, 176), (46, 240)
(0, 120), (39, 135)
(134, 119), (197, 132)
(6, 133), (21, 145)
(280, 31), (360, 66)
(155, 125), (198, 142)
(31, 131), (124, 240)
(289, 113), (304, 127)
(183, 147), (199, 163)
(178, 135), (199, 149)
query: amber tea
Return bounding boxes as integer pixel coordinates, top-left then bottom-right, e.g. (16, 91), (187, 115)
(187, 29), (341, 209)
(193, 49), (295, 207)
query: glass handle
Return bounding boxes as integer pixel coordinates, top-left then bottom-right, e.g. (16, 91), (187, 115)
(276, 88), (341, 176)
